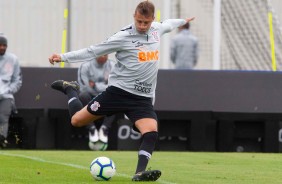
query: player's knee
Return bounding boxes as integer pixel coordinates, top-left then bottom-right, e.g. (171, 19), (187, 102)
(0, 115), (9, 124)
(71, 116), (82, 127)
(142, 125), (158, 134)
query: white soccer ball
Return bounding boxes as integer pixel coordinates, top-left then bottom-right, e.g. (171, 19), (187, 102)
(90, 156), (116, 181)
(88, 141), (108, 151)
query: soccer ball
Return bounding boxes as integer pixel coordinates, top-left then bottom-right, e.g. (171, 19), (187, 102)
(88, 140), (108, 151)
(90, 156), (116, 181)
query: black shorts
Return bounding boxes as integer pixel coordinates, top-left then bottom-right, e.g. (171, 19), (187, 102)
(87, 86), (158, 125)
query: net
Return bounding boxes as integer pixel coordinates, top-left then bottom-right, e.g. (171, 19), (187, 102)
(220, 0), (282, 70)
(172, 0), (282, 70)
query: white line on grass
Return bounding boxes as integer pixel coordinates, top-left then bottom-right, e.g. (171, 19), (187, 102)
(0, 151), (176, 184)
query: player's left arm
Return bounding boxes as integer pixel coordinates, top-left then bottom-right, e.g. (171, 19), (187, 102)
(170, 39), (176, 63)
(194, 38), (199, 65)
(160, 17), (195, 35)
(9, 57), (22, 94)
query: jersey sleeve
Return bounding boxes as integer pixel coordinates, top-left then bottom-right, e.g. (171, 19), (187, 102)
(9, 56), (22, 94)
(159, 19), (186, 35)
(77, 62), (90, 87)
(170, 37), (177, 63)
(61, 32), (127, 63)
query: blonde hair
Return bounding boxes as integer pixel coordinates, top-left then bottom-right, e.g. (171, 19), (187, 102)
(135, 1), (155, 17)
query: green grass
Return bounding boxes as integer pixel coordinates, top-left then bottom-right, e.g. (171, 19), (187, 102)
(1, 150), (282, 184)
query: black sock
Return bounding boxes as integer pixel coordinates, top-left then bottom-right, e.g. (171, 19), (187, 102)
(135, 131), (158, 174)
(102, 115), (115, 128)
(66, 87), (83, 117)
(66, 87), (79, 99)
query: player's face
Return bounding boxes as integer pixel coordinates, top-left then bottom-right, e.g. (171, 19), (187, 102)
(0, 44), (7, 55)
(134, 11), (154, 34)
(97, 55), (108, 65)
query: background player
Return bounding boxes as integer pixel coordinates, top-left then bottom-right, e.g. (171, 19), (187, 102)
(0, 34), (22, 148)
(78, 54), (115, 148)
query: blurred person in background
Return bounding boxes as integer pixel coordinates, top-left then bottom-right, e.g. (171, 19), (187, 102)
(49, 0), (194, 181)
(78, 54), (116, 150)
(0, 34), (22, 148)
(170, 22), (199, 69)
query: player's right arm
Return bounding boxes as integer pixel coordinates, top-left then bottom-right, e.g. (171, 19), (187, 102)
(49, 54), (62, 65)
(49, 31), (127, 65)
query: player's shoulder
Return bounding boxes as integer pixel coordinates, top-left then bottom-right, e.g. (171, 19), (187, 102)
(152, 21), (162, 27)
(5, 52), (17, 59)
(190, 34), (198, 42)
(108, 24), (133, 41)
(79, 60), (91, 70)
(151, 22), (162, 30)
(120, 24), (134, 32)
(5, 52), (19, 63)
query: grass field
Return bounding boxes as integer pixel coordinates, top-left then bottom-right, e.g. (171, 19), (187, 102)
(1, 150), (282, 184)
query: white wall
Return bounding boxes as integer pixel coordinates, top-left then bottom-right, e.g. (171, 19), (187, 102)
(0, 0), (165, 68)
(1, 0), (282, 69)
(0, 0), (66, 67)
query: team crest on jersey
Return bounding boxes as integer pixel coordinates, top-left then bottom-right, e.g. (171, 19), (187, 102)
(4, 63), (13, 74)
(152, 31), (159, 41)
(90, 101), (100, 112)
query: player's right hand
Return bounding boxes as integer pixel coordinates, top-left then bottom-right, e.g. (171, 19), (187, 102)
(49, 54), (62, 65)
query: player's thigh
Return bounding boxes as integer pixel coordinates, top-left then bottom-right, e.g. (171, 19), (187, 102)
(0, 99), (12, 114)
(0, 99), (12, 124)
(135, 118), (158, 135)
(71, 106), (103, 127)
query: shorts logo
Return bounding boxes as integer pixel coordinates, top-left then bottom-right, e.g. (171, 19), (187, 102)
(90, 101), (100, 111)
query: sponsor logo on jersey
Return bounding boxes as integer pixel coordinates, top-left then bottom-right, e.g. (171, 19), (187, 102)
(138, 50), (159, 62)
(134, 41), (143, 47)
(134, 80), (152, 93)
(90, 101), (100, 112)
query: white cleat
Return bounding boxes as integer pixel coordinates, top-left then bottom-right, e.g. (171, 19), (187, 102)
(89, 125), (99, 143)
(99, 125), (109, 143)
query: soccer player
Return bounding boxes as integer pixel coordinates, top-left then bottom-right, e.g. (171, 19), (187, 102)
(78, 55), (115, 147)
(49, 1), (194, 181)
(170, 22), (199, 69)
(0, 34), (22, 148)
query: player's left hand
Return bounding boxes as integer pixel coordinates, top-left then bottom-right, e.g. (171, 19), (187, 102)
(186, 17), (195, 23)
